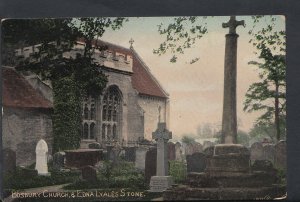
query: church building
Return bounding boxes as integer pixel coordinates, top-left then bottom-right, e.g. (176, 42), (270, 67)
(2, 40), (170, 165)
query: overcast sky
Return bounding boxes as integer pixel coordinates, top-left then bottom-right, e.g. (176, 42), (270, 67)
(101, 16), (285, 141)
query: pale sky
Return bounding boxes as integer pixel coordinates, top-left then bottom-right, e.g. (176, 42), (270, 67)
(101, 16), (285, 141)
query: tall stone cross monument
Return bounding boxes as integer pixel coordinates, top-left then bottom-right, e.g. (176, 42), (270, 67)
(221, 16), (245, 144)
(150, 122), (174, 192)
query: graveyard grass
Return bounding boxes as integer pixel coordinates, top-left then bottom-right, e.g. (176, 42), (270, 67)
(3, 159), (165, 201)
(64, 160), (147, 190)
(3, 162), (81, 193)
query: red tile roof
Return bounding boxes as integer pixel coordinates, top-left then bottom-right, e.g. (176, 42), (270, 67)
(88, 39), (169, 99)
(3, 40), (168, 110)
(2, 67), (53, 109)
(131, 48), (169, 98)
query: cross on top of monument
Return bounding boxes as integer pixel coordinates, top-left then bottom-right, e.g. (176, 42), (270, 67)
(222, 16), (245, 34)
(129, 38), (134, 48)
(152, 123), (172, 140)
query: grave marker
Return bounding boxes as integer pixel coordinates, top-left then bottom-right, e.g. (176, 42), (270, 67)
(250, 142), (264, 162)
(186, 152), (206, 173)
(35, 139), (49, 175)
(3, 148), (16, 174)
(150, 123), (174, 192)
(145, 148), (157, 183)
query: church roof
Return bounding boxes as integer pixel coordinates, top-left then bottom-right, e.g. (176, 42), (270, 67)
(2, 67), (53, 109)
(131, 48), (169, 98)
(91, 40), (169, 99)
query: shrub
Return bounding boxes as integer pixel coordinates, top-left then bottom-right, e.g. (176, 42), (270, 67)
(65, 160), (147, 190)
(169, 160), (187, 183)
(3, 166), (80, 190)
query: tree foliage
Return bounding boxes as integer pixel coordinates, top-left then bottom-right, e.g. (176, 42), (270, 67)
(249, 120), (286, 143)
(181, 135), (196, 145)
(237, 130), (250, 147)
(153, 16), (208, 63)
(2, 17), (127, 151)
(244, 16), (286, 142)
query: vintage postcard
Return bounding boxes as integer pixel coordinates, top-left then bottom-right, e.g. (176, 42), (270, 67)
(2, 16), (286, 201)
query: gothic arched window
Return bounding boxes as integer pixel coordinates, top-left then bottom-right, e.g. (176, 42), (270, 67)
(107, 125), (111, 140)
(102, 124), (106, 139)
(91, 104), (95, 120)
(82, 95), (96, 140)
(84, 104), (89, 119)
(113, 124), (117, 139)
(83, 123), (89, 139)
(90, 122), (95, 139)
(101, 86), (122, 142)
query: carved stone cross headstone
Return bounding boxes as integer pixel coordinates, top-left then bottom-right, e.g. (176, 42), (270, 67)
(221, 16), (245, 144)
(35, 139), (49, 175)
(153, 122), (172, 176)
(150, 122), (174, 192)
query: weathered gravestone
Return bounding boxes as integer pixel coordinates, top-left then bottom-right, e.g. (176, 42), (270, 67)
(19, 166), (38, 178)
(111, 142), (122, 165)
(106, 145), (114, 160)
(274, 140), (286, 170)
(53, 152), (65, 170)
(124, 147), (136, 162)
(150, 122), (174, 192)
(88, 142), (101, 149)
(65, 149), (103, 168)
(175, 142), (184, 161)
(186, 152), (206, 173)
(81, 165), (97, 182)
(168, 142), (176, 160)
(35, 139), (49, 175)
(185, 142), (203, 156)
(203, 141), (215, 150)
(263, 144), (275, 164)
(145, 148), (157, 183)
(3, 148), (16, 174)
(250, 142), (264, 162)
(193, 143), (203, 153)
(135, 146), (148, 170)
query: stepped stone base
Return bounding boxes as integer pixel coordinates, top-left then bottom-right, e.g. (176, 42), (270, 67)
(187, 171), (278, 188)
(162, 144), (286, 200)
(163, 185), (286, 200)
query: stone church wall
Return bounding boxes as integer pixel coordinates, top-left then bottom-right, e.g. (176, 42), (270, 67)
(2, 107), (53, 166)
(138, 96), (169, 140)
(102, 70), (144, 143)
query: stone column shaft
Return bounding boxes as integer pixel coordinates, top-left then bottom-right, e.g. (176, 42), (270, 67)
(222, 33), (238, 144)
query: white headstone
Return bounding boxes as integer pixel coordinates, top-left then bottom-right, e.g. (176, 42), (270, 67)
(35, 139), (49, 175)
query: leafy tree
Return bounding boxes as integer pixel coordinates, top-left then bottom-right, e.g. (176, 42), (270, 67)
(153, 16), (208, 63)
(237, 130), (250, 147)
(248, 119), (286, 143)
(244, 16), (286, 142)
(181, 135), (196, 144)
(2, 18), (127, 152)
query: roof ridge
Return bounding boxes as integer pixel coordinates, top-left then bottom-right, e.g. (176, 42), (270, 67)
(130, 47), (169, 97)
(95, 39), (131, 52)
